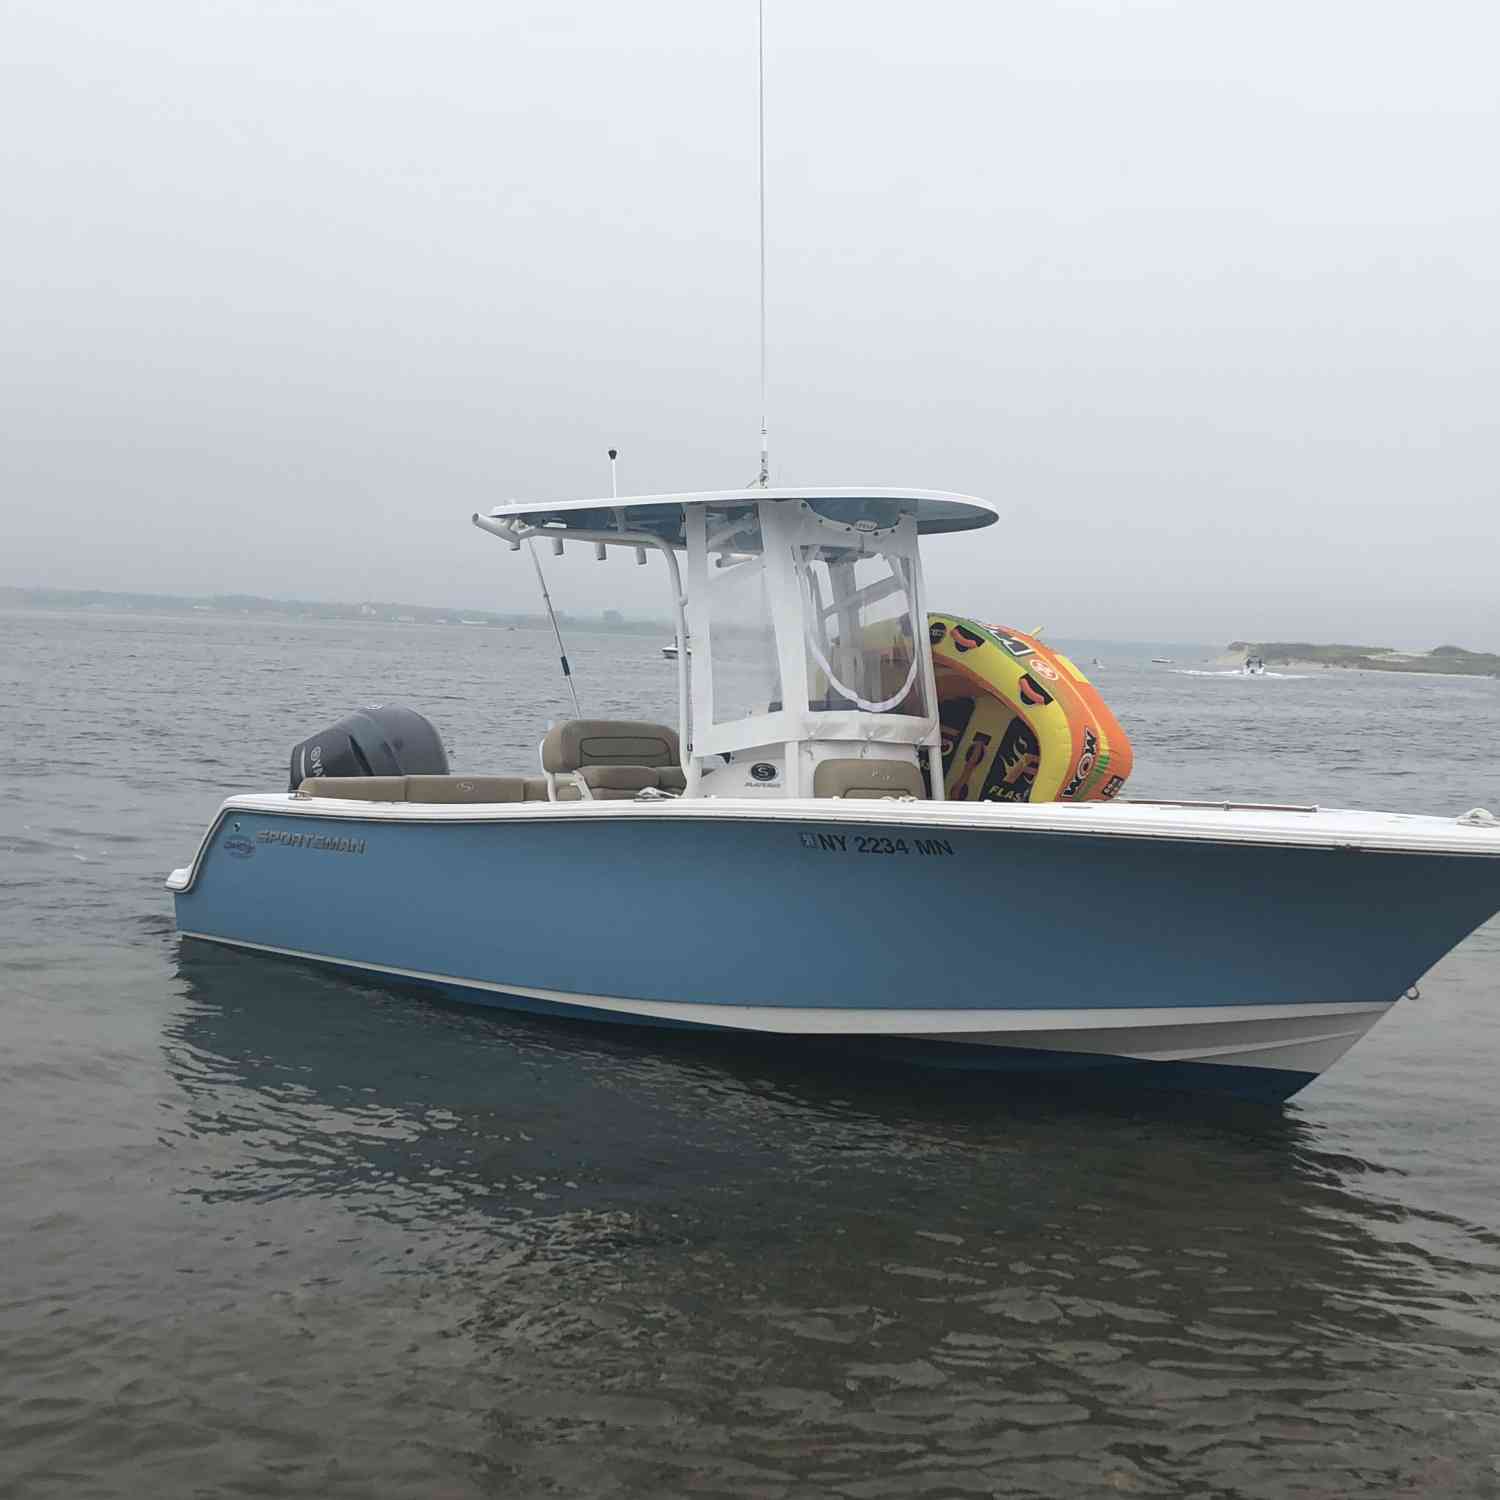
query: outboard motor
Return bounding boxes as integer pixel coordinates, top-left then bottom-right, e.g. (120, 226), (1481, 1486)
(288, 705), (449, 790)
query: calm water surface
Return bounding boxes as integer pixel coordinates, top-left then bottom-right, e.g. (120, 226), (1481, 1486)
(3, 609), (1499, 1498)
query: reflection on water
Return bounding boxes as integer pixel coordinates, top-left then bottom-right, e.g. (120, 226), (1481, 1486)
(158, 944), (1500, 1497)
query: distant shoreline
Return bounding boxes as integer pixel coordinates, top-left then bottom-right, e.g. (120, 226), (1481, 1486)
(1272, 660), (1495, 681)
(0, 585), (670, 635)
(1225, 640), (1500, 679)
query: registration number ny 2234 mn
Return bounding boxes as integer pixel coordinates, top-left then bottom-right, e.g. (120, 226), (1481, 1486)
(799, 832), (955, 857)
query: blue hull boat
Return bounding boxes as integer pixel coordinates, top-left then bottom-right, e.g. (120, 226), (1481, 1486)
(171, 792), (1500, 1103)
(168, 489), (1500, 1102)
(166, 24), (1500, 1108)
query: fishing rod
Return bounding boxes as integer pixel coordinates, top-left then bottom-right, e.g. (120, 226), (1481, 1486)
(521, 442), (631, 718)
(527, 540), (581, 717)
(526, 538), (581, 718)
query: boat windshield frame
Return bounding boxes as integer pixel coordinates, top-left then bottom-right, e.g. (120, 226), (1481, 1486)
(684, 499), (939, 765)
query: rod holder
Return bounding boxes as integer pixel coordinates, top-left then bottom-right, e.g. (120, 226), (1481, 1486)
(471, 513), (521, 551)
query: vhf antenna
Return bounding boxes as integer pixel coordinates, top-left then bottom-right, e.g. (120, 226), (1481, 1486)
(754, 0), (769, 488)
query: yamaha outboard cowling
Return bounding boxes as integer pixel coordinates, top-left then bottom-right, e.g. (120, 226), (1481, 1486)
(289, 705), (449, 790)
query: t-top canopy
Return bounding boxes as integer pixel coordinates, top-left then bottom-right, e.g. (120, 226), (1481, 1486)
(483, 487), (999, 545)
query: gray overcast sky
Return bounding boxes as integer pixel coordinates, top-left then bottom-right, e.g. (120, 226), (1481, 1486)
(3, 0), (1497, 647)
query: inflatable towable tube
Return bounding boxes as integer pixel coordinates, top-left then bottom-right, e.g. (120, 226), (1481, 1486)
(929, 616), (1133, 804)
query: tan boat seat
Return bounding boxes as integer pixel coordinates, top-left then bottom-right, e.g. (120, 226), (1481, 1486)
(541, 718), (685, 800)
(541, 719), (681, 773)
(296, 776), (409, 801)
(555, 765), (660, 801)
(297, 774), (542, 804)
(812, 758), (926, 800)
(405, 775), (529, 804)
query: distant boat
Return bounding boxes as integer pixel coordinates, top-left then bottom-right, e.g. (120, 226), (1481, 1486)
(661, 642), (690, 660)
(1151, 657), (1174, 664)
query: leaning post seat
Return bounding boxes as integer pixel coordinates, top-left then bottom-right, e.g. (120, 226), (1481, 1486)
(812, 758), (927, 800)
(539, 720), (683, 800)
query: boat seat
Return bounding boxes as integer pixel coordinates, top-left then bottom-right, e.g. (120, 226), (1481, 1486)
(541, 719), (684, 800)
(297, 776), (410, 801)
(405, 775), (530, 804)
(541, 719), (681, 772)
(297, 775), (549, 804)
(555, 766), (661, 801)
(812, 759), (927, 800)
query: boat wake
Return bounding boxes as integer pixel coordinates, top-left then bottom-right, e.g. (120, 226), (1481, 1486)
(1172, 669), (1314, 680)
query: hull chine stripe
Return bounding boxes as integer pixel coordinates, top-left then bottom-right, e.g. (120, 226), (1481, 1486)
(175, 931), (1389, 1075)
